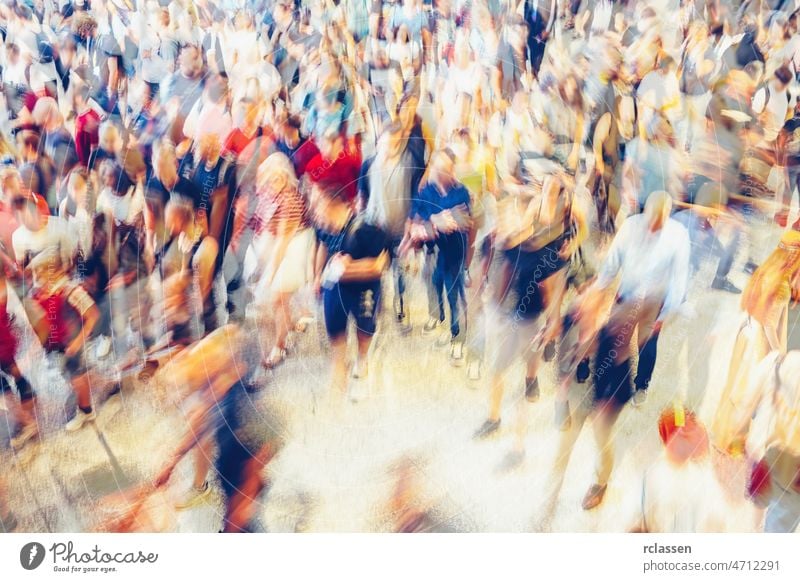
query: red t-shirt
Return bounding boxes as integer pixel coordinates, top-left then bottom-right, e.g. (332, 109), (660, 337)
(222, 128), (256, 158)
(305, 145), (362, 202)
(75, 109), (101, 165)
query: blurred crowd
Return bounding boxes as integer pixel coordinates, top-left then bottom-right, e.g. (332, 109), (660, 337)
(1, 0), (800, 533)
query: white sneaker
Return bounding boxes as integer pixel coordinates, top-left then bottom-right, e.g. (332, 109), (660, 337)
(351, 359), (369, 379)
(422, 318), (441, 336)
(436, 330), (452, 347)
(467, 360), (482, 381)
(175, 482), (211, 510)
(65, 409), (96, 432)
(10, 424), (39, 449)
(96, 335), (112, 359)
(450, 340), (465, 366)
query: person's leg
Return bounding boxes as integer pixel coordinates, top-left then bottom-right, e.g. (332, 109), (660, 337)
(478, 317), (535, 437)
(584, 399), (623, 510)
(323, 286), (350, 396)
(268, 291), (293, 363)
(764, 487), (800, 533)
(422, 246), (442, 328)
(3, 361), (35, 431)
(713, 223), (741, 282)
(393, 246), (407, 321)
(65, 359), (96, 432)
(222, 442), (277, 533)
(444, 265), (464, 339)
(352, 284), (380, 378)
(540, 384), (593, 524)
(633, 298), (664, 393)
(176, 436), (215, 509)
(0, 476), (16, 531)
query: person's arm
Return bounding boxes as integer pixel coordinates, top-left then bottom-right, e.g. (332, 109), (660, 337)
(759, 284), (790, 353)
(658, 225), (691, 322)
(208, 181), (230, 243)
(567, 110), (584, 172)
(64, 291), (99, 357)
(339, 249), (390, 282)
(592, 113), (612, 177)
(313, 239), (328, 295)
(192, 237), (219, 302)
(594, 220), (629, 289)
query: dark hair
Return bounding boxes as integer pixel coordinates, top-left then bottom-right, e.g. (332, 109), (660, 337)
(775, 65), (793, 85)
(285, 114), (302, 131)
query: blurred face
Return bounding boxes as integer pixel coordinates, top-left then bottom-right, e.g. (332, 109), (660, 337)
(258, 167), (287, 194)
(100, 127), (119, 152)
(155, 148), (178, 184)
(197, 134), (221, 164)
(617, 96), (635, 140)
(432, 153), (454, 181)
(165, 203), (188, 234)
(179, 46), (202, 78)
(311, 188), (346, 231)
(69, 174), (88, 206)
(17, 202), (44, 231)
(398, 97), (418, 131)
(645, 199), (670, 232)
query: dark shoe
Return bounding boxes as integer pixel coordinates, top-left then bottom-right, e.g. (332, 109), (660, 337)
(743, 261), (758, 275)
(576, 358), (591, 383)
(555, 400), (572, 432)
(581, 483), (607, 510)
(712, 277), (742, 294)
(137, 360), (159, 383)
(473, 419), (501, 439)
(543, 340), (556, 362)
(0, 511), (18, 532)
(525, 377), (540, 402)
(496, 449), (526, 473)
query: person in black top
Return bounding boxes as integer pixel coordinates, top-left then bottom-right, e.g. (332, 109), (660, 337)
(777, 98), (800, 231)
(311, 184), (390, 396)
(143, 139), (203, 252)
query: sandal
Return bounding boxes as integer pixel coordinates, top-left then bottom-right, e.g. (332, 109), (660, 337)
(263, 347), (287, 369)
(294, 317), (314, 333)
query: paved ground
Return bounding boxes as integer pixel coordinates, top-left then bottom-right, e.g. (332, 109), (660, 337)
(2, 219), (798, 533)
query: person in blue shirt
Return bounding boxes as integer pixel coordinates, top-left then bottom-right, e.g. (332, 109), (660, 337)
(408, 149), (471, 362)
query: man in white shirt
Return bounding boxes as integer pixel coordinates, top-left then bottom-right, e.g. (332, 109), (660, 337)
(11, 194), (72, 288)
(752, 66), (793, 144)
(580, 191), (690, 511)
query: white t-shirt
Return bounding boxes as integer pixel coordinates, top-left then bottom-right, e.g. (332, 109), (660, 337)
(753, 83), (790, 143)
(12, 217), (72, 269)
(96, 186), (143, 225)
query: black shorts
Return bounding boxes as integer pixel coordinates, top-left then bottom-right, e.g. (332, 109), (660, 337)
(63, 351), (87, 378)
(506, 235), (570, 320)
(0, 366), (34, 401)
(323, 282), (381, 339)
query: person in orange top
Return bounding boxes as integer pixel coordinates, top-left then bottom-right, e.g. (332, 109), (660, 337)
(713, 231), (800, 455)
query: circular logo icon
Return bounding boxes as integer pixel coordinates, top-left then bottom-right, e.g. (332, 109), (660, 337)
(20, 542), (46, 570)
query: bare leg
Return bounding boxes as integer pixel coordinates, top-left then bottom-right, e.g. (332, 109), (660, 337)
(273, 291), (293, 352)
(330, 335), (348, 397)
(192, 437), (214, 490)
(73, 373), (92, 411)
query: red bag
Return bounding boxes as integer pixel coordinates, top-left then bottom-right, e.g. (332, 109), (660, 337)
(0, 306), (18, 365)
(658, 406), (709, 464)
(747, 458), (772, 508)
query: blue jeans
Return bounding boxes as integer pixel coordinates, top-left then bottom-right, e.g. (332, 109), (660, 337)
(433, 258), (465, 338)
